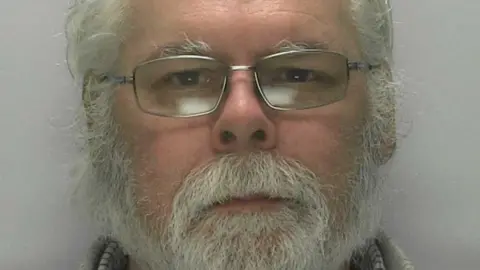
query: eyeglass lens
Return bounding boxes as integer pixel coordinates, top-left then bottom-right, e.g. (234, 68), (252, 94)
(134, 52), (349, 116)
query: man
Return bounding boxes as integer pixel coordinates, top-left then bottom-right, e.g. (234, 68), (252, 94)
(65, 0), (413, 269)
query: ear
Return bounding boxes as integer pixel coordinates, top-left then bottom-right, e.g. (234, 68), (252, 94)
(82, 70), (105, 129)
(375, 61), (397, 165)
(377, 115), (396, 165)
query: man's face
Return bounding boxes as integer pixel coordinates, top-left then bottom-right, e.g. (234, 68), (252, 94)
(85, 0), (384, 269)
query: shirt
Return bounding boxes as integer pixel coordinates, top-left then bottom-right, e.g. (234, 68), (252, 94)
(82, 231), (413, 270)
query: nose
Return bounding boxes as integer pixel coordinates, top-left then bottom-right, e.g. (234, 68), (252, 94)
(211, 71), (277, 153)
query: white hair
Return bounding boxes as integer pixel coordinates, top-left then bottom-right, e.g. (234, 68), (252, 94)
(66, 1), (397, 269)
(65, 0), (394, 82)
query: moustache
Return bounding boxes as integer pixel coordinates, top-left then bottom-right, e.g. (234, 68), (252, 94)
(170, 152), (328, 222)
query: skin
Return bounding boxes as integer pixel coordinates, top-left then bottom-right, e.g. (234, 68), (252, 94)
(111, 0), (370, 268)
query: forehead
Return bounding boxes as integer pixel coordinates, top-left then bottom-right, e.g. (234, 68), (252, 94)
(123, 0), (359, 68)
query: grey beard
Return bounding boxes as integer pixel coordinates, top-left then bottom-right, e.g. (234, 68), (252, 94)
(74, 144), (383, 270)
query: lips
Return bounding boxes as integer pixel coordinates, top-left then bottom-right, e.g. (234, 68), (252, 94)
(230, 194), (282, 201)
(213, 194), (283, 205)
(207, 193), (297, 212)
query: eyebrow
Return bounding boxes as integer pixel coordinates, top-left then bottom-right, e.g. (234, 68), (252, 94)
(272, 40), (332, 53)
(141, 39), (336, 63)
(143, 39), (212, 62)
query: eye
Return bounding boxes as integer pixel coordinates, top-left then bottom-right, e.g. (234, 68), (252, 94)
(149, 69), (215, 91)
(272, 68), (337, 86)
(281, 68), (314, 83)
(166, 70), (204, 86)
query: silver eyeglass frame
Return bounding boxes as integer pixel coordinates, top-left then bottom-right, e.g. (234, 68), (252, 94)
(105, 49), (381, 118)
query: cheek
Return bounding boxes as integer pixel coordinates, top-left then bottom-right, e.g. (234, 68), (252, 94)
(280, 82), (369, 176)
(277, 113), (365, 179)
(277, 115), (365, 215)
(130, 126), (213, 218)
(113, 86), (216, 220)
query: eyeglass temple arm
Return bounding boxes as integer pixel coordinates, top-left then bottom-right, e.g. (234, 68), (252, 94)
(103, 75), (134, 85)
(348, 61), (381, 71)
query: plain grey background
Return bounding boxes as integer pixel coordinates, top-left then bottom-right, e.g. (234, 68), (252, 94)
(0, 0), (479, 269)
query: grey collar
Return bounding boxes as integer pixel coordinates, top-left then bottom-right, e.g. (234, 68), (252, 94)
(86, 237), (385, 270)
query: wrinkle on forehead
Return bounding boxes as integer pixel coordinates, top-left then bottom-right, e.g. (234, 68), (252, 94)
(130, 0), (347, 34)
(123, 0), (359, 69)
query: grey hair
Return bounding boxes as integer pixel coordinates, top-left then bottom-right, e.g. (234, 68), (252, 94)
(351, 0), (394, 65)
(65, 0), (394, 83)
(66, 0), (130, 83)
(349, 0), (397, 164)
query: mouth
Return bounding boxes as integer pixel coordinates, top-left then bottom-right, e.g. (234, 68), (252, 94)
(211, 194), (293, 213)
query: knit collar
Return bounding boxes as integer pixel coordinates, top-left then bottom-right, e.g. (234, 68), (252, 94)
(86, 237), (385, 270)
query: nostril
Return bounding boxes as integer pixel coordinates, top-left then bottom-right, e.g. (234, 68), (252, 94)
(221, 130), (236, 144)
(252, 129), (266, 141)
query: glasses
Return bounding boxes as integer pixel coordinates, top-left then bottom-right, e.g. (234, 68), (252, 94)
(105, 50), (379, 118)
